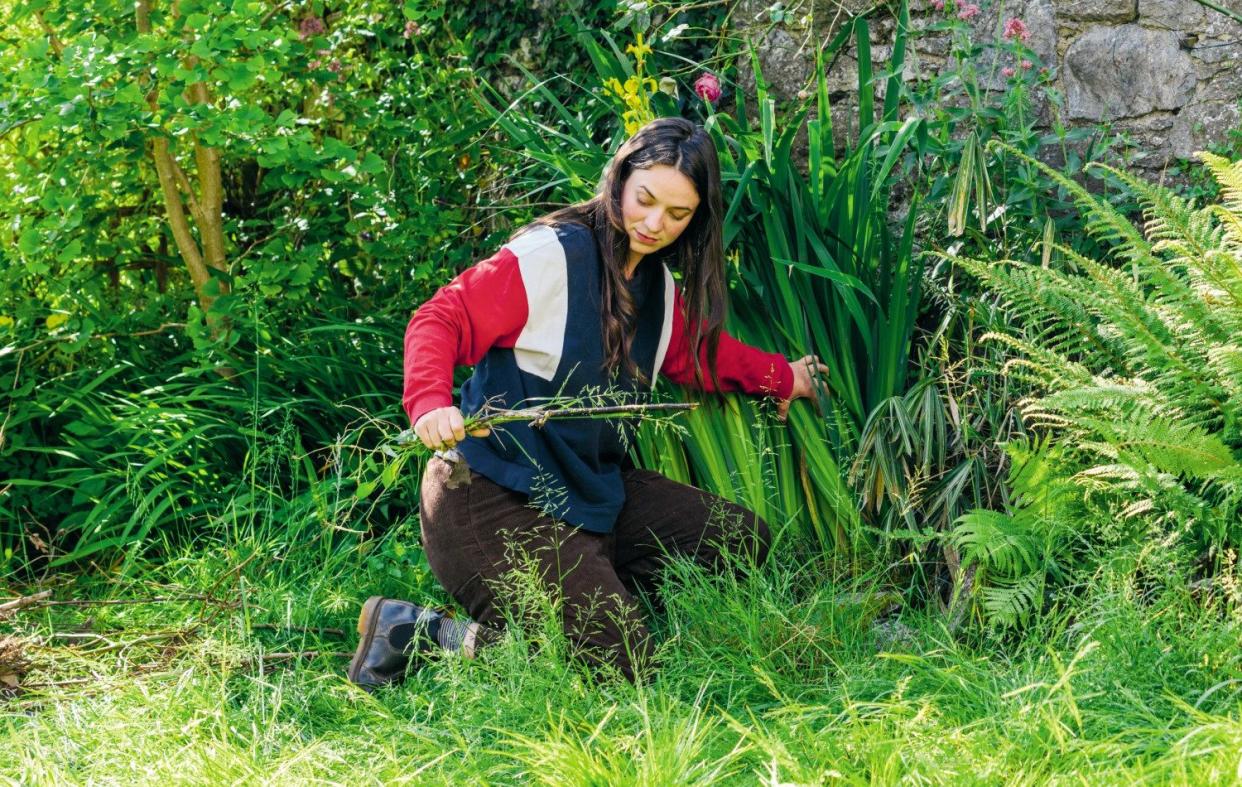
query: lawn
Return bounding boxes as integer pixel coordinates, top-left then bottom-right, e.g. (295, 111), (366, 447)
(3, 519), (1240, 784)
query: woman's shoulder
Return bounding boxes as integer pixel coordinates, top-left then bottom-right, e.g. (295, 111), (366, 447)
(506, 220), (596, 263)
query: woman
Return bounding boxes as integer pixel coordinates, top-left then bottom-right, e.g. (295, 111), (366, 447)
(348, 117), (825, 688)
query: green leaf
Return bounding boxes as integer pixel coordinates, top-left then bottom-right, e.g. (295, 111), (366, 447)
(358, 151), (386, 175)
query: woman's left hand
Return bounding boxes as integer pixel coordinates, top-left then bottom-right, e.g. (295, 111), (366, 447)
(777, 355), (829, 421)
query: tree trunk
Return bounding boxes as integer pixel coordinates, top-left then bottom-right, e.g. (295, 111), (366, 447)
(135, 0), (233, 370)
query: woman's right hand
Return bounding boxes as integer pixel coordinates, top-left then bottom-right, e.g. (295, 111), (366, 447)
(413, 406), (491, 451)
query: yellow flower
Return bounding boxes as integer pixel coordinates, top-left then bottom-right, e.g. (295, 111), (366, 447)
(0, 315), (13, 331)
(604, 33), (662, 136)
(625, 33), (652, 68)
(46, 312), (69, 331)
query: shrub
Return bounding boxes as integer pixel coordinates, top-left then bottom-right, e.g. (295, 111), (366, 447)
(950, 147), (1242, 626)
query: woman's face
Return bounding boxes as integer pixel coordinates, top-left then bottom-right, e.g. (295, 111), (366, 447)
(620, 164), (700, 262)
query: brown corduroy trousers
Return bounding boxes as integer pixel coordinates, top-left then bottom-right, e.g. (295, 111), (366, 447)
(418, 456), (771, 682)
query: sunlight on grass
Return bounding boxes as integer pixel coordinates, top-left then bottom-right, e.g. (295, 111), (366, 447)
(3, 518), (1240, 784)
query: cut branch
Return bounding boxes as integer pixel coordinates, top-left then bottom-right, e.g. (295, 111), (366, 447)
(0, 590), (53, 620)
(475, 401), (699, 429)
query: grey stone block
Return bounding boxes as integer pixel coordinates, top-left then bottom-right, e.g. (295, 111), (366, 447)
(1059, 0), (1139, 22)
(1064, 24), (1198, 119)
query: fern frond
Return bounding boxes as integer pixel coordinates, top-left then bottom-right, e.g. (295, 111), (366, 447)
(1036, 380), (1168, 418)
(1055, 244), (1229, 423)
(1199, 152), (1242, 217)
(981, 572), (1045, 628)
(979, 332), (1092, 390)
(1104, 168), (1237, 350)
(990, 143), (1151, 262)
(959, 254), (1127, 370)
(1199, 213), (1242, 307)
(957, 150), (1242, 567)
(950, 509), (1041, 576)
(1079, 415), (1239, 481)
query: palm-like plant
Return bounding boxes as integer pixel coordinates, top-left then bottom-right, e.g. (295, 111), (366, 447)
(951, 147), (1242, 624)
(476, 6), (927, 556)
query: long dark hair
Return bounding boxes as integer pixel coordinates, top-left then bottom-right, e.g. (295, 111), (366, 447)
(527, 117), (726, 388)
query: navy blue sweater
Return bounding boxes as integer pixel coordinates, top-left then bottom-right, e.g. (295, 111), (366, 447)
(402, 221), (794, 533)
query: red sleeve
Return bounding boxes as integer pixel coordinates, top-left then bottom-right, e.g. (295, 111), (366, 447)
(659, 286), (794, 399)
(402, 247), (528, 426)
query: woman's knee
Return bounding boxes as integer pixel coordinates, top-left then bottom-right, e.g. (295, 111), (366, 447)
(708, 499), (770, 567)
(563, 588), (654, 683)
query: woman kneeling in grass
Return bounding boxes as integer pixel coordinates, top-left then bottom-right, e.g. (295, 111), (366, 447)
(348, 117), (825, 688)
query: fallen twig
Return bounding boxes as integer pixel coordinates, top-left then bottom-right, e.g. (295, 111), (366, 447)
(251, 623), (347, 638)
(258, 650), (353, 661)
(0, 590), (53, 619)
(14, 677), (92, 691)
(43, 629), (190, 654)
(28, 594), (222, 608)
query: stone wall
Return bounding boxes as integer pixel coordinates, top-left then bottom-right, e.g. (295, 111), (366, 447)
(738, 0), (1242, 172)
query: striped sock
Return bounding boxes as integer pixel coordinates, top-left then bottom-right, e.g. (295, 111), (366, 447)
(431, 615), (474, 654)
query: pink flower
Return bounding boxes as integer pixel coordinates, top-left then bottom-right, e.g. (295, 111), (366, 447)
(299, 16), (326, 39)
(326, 59), (342, 74)
(958, 3), (980, 20)
(1002, 18), (1030, 42)
(403, 20), (420, 39)
(693, 72), (721, 103)
(1002, 66), (1016, 78)
(932, 0), (945, 9)
(1021, 59), (1034, 70)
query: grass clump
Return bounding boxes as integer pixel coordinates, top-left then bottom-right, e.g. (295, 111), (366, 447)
(3, 510), (1240, 784)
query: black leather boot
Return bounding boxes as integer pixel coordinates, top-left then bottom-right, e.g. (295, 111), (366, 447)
(346, 596), (442, 691)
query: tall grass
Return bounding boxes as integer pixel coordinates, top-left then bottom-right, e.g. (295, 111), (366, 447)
(2, 508), (1239, 783)
(0, 297), (414, 570)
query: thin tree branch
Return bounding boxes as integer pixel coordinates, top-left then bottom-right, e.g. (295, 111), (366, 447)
(251, 623), (347, 637)
(475, 401), (699, 429)
(0, 591), (53, 620)
(18, 593), (219, 608)
(167, 155), (207, 225)
(35, 12), (64, 56)
(257, 650), (353, 661)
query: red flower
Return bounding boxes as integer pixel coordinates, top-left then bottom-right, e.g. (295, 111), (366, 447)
(1003, 18), (1030, 43)
(693, 72), (722, 103)
(299, 16), (326, 39)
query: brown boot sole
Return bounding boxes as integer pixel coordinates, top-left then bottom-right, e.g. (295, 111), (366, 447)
(346, 595), (385, 687)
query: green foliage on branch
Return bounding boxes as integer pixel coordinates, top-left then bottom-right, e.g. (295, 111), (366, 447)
(0, 0), (621, 568)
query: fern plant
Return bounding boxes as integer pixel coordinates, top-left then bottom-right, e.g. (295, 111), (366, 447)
(951, 148), (1242, 625)
(947, 437), (1083, 627)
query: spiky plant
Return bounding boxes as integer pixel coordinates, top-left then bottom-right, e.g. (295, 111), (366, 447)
(951, 148), (1242, 625)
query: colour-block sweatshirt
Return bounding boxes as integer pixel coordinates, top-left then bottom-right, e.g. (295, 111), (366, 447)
(403, 221), (794, 533)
